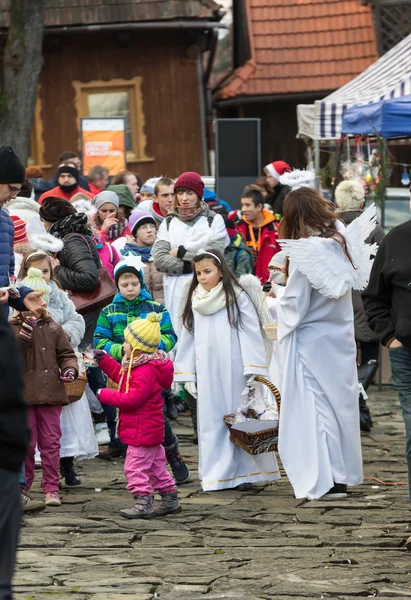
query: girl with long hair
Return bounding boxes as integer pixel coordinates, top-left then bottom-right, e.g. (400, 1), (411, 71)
(273, 174), (375, 500)
(175, 249), (280, 491)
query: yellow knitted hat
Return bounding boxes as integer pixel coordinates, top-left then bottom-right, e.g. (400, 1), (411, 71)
(124, 312), (162, 354)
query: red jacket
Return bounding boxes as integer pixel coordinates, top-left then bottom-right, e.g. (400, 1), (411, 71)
(39, 185), (94, 205)
(98, 352), (173, 447)
(236, 209), (281, 282)
(88, 182), (102, 197)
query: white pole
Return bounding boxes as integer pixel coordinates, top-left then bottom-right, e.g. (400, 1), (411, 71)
(314, 139), (320, 189)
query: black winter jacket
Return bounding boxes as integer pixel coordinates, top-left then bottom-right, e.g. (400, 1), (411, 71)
(267, 184), (290, 217)
(0, 311), (29, 473)
(51, 214), (100, 293)
(363, 219), (411, 350)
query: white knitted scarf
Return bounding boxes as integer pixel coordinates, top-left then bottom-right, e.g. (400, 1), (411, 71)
(192, 281), (238, 316)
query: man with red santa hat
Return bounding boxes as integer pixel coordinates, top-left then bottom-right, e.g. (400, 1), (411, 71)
(264, 160), (291, 217)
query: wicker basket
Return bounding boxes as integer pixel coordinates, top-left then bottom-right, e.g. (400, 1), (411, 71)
(65, 374), (88, 404)
(224, 376), (281, 455)
(260, 291), (278, 340)
(107, 378), (118, 391)
(263, 323), (278, 340)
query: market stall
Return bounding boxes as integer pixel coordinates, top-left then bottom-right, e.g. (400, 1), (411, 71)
(296, 32), (411, 171)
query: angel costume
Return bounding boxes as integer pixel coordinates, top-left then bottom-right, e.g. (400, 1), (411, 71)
(275, 205), (377, 500)
(174, 284), (280, 491)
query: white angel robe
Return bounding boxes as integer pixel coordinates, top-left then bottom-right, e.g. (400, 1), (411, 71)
(174, 291), (281, 491)
(274, 207), (378, 500)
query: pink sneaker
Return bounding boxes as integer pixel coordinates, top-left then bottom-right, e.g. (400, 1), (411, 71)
(44, 491), (61, 506)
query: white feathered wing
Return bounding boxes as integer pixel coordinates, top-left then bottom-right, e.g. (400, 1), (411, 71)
(279, 204), (377, 300)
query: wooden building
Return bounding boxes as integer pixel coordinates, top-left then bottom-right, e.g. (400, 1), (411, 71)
(3, 0), (224, 179)
(213, 0), (411, 177)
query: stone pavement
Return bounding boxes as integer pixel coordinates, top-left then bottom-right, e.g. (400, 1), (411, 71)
(15, 387), (411, 600)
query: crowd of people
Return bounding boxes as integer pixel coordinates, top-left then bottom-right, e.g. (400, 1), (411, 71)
(2, 144), (411, 597)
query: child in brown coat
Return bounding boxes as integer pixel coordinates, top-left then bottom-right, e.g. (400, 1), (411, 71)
(11, 268), (78, 506)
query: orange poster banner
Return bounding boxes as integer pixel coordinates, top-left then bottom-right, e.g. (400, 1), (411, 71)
(81, 118), (126, 176)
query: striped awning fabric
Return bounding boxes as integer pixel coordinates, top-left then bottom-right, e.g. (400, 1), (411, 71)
(311, 33), (411, 139)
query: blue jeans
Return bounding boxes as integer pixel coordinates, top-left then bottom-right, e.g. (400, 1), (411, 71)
(389, 346), (411, 502)
(163, 402), (178, 450)
(18, 464), (26, 491)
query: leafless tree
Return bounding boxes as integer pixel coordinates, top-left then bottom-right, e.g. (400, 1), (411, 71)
(0, 0), (46, 164)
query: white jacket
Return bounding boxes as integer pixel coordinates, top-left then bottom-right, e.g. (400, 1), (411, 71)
(7, 193), (46, 239)
(47, 280), (85, 349)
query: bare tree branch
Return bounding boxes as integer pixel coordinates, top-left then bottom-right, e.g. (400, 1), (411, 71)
(0, 0), (46, 164)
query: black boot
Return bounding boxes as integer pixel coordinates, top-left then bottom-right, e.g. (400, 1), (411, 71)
(358, 360), (377, 432)
(165, 445), (191, 485)
(358, 359), (378, 392)
(60, 457), (81, 486)
(359, 389), (373, 432)
(163, 390), (178, 421)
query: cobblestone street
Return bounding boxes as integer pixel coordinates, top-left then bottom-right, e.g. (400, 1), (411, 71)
(15, 388), (411, 600)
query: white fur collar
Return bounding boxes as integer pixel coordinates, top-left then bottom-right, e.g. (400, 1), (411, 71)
(29, 232), (64, 253)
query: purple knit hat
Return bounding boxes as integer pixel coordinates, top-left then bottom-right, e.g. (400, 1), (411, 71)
(129, 209), (156, 236)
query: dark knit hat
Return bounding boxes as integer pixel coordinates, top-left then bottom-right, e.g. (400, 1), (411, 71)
(39, 197), (77, 223)
(107, 184), (136, 209)
(174, 172), (204, 199)
(0, 146), (25, 184)
(57, 165), (79, 183)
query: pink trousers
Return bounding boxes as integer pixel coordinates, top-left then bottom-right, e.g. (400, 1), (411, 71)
(25, 404), (62, 494)
(124, 444), (177, 497)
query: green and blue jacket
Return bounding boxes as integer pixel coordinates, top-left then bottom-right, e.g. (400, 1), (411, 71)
(94, 291), (176, 361)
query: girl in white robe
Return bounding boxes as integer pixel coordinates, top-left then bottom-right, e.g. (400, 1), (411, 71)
(174, 249), (280, 491)
(272, 174), (376, 500)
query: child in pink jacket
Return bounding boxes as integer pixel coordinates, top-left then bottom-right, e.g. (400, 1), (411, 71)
(94, 312), (180, 519)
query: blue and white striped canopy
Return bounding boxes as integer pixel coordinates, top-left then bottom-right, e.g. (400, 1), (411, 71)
(297, 33), (411, 140)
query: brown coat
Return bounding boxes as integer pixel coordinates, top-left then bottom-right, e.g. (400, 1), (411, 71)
(143, 260), (165, 305)
(11, 315), (78, 406)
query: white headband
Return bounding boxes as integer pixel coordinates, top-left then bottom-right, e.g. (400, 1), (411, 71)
(24, 250), (48, 263)
(197, 249), (221, 265)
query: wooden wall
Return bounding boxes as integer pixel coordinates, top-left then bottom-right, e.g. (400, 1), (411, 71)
(39, 30), (204, 180)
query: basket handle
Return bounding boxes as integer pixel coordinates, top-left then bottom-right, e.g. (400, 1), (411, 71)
(254, 375), (281, 418)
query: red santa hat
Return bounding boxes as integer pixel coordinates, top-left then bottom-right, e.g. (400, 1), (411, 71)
(265, 160), (291, 181)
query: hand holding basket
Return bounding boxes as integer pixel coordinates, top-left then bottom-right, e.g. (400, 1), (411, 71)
(224, 376), (281, 455)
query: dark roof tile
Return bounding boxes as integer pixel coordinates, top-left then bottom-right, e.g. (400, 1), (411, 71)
(0, 0), (221, 27)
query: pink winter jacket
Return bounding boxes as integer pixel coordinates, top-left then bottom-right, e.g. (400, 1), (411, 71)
(97, 243), (121, 282)
(98, 352), (174, 447)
